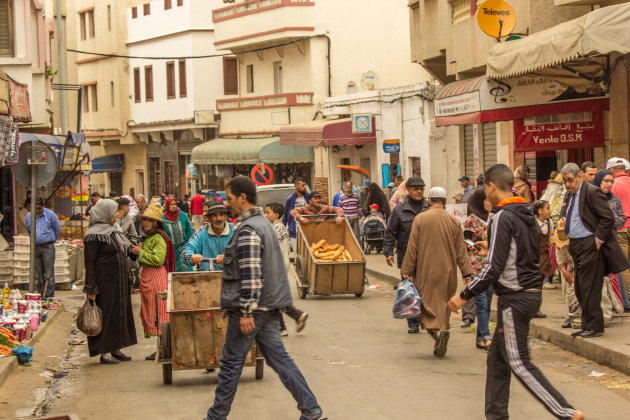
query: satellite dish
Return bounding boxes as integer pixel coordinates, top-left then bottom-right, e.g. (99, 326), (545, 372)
(360, 71), (381, 91)
(346, 80), (359, 94)
(11, 140), (58, 187)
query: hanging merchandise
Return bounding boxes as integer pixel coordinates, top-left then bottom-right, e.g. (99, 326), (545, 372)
(0, 115), (17, 166)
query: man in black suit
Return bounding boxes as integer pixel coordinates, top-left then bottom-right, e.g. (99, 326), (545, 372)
(560, 163), (625, 338)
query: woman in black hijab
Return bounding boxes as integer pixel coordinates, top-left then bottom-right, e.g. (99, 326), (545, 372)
(362, 183), (391, 218)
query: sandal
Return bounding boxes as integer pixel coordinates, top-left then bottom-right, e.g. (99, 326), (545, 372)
(476, 341), (489, 350)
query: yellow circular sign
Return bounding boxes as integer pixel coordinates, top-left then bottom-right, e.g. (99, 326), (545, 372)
(477, 0), (516, 38)
(55, 186), (71, 198)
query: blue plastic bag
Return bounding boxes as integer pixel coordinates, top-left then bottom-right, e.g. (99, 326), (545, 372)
(392, 279), (421, 319)
(12, 346), (33, 364)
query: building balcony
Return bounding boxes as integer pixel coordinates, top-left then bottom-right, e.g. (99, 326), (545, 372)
(217, 92), (313, 111)
(212, 0), (315, 50)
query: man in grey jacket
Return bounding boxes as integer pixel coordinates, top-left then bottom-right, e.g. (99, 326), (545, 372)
(205, 176), (325, 420)
(116, 197), (137, 237)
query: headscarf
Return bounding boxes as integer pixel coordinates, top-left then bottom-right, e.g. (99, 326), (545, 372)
(163, 196), (180, 223)
(592, 169), (613, 199)
(514, 166), (530, 181)
(389, 180), (408, 210)
(363, 183), (391, 216)
(122, 194), (139, 219)
(467, 189), (489, 221)
(84, 199), (131, 249)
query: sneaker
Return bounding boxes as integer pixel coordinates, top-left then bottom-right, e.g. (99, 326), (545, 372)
(435, 330), (450, 358)
(543, 283), (558, 290)
(408, 326), (420, 333)
(280, 329), (289, 337)
(461, 319), (473, 327)
(296, 312), (309, 333)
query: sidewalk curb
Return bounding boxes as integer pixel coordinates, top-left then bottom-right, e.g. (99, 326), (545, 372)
(0, 304), (64, 387)
(366, 268), (400, 287)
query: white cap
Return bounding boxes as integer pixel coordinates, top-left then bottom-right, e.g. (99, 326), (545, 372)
(427, 186), (447, 199)
(606, 157), (630, 170)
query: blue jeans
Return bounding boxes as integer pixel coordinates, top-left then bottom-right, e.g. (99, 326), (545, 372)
(618, 274), (630, 309)
(206, 311), (322, 420)
(475, 287), (493, 342)
(35, 245), (56, 298)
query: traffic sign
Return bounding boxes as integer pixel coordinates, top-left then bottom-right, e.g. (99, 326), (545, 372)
(250, 163), (274, 186)
(477, 0), (516, 39)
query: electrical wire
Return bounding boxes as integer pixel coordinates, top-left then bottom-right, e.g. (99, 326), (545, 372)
(67, 34), (328, 60)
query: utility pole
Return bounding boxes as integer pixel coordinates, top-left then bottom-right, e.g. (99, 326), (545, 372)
(56, 0), (67, 136)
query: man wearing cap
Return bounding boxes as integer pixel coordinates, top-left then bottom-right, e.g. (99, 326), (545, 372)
(401, 186), (472, 357)
(610, 157), (630, 306)
(459, 176), (475, 203)
(384, 177), (430, 333)
(184, 199), (233, 271)
(290, 190), (345, 224)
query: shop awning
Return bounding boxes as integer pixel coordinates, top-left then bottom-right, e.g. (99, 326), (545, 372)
(91, 154), (124, 173)
(434, 75), (608, 127)
(191, 136), (313, 165)
(279, 118), (376, 147)
(486, 3), (630, 79)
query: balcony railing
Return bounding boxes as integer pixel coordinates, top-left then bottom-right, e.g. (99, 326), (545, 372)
(217, 92), (314, 111)
(213, 0), (314, 23)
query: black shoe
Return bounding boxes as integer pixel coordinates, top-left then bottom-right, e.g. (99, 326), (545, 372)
(571, 330), (584, 337)
(408, 326), (419, 334)
(145, 352), (156, 361)
(111, 350), (131, 361)
(580, 330), (604, 338)
(435, 330), (450, 358)
(535, 311), (547, 318)
(100, 355), (119, 364)
(461, 319), (473, 327)
(561, 318), (572, 328)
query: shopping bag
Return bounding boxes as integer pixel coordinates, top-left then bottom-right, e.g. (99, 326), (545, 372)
(76, 298), (102, 336)
(392, 279), (421, 319)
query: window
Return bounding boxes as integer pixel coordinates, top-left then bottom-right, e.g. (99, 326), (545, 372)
(223, 57), (238, 95)
(131, 7), (138, 18)
(144, 66), (153, 101)
(82, 85), (90, 112)
(166, 61), (176, 99)
(273, 61), (283, 94)
(107, 5), (111, 31)
(0, 0), (14, 56)
(143, 3), (150, 15)
(149, 157), (161, 196)
(79, 12), (86, 40)
(178, 60), (187, 98)
(177, 0), (183, 6)
(410, 157), (421, 179)
(110, 81), (115, 107)
(133, 68), (141, 103)
(246, 64), (254, 93)
(164, 161), (175, 196)
(88, 10), (95, 38)
(164, 0), (172, 9)
(91, 84), (98, 112)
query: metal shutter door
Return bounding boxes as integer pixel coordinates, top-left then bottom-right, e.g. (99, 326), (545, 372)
(482, 122), (497, 171)
(463, 124), (474, 179)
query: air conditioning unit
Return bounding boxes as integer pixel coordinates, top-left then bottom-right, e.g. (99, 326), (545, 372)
(194, 110), (215, 125)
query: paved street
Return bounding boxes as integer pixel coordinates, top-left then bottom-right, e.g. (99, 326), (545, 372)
(1, 271), (629, 420)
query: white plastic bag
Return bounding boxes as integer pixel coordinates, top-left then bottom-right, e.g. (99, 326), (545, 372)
(392, 279), (421, 319)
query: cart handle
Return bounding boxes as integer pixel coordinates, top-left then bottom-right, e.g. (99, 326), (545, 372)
(299, 214), (343, 217)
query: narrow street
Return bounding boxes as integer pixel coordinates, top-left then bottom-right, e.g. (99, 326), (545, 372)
(1, 273), (629, 420)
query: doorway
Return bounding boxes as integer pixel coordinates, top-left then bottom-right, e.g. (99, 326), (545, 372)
(110, 172), (123, 196)
(136, 170), (145, 195)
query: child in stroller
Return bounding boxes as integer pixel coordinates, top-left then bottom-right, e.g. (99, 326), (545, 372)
(361, 204), (387, 254)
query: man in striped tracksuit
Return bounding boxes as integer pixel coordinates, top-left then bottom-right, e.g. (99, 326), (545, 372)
(449, 164), (583, 420)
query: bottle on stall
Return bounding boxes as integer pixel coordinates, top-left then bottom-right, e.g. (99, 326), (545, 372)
(1, 282), (9, 306)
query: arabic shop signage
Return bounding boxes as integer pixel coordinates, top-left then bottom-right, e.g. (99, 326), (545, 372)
(513, 111), (604, 152)
(8, 77), (31, 123)
(382, 139), (400, 154)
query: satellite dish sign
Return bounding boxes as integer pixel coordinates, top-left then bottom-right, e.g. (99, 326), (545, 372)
(477, 0), (516, 39)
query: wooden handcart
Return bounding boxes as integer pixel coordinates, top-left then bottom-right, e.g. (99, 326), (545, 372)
(294, 218), (366, 299)
(157, 270), (264, 384)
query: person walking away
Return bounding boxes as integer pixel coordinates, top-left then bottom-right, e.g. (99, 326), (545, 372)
(190, 191), (206, 231)
(362, 183), (391, 219)
(131, 203), (176, 360)
(513, 165), (534, 203)
(339, 181), (362, 240)
(83, 199), (137, 364)
(283, 177), (309, 253)
(264, 202), (309, 336)
(448, 164), (583, 420)
(162, 197), (193, 272)
(179, 194), (190, 216)
(26, 197), (60, 298)
(463, 189), (493, 349)
(609, 157), (630, 310)
(401, 186), (472, 357)
(384, 177), (429, 333)
(184, 199), (233, 271)
(459, 176), (475, 203)
(290, 190), (344, 224)
(204, 176), (325, 420)
(560, 163), (628, 338)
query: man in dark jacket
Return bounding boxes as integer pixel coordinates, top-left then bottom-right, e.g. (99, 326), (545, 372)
(282, 177), (309, 252)
(449, 164), (582, 420)
(205, 176), (324, 420)
(559, 162), (628, 338)
(384, 177), (429, 333)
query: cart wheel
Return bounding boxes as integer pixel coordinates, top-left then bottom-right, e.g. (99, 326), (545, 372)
(163, 363), (173, 385)
(161, 322), (172, 385)
(355, 292), (364, 298)
(295, 255), (308, 299)
(255, 358), (264, 380)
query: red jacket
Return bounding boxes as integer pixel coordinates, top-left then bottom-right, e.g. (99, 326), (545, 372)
(190, 194), (205, 216)
(612, 173), (630, 229)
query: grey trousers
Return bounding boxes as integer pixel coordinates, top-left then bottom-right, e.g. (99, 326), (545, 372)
(462, 297), (476, 322)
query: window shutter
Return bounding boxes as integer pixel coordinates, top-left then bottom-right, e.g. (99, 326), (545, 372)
(143, 3), (150, 16)
(178, 60), (187, 98)
(177, 0), (183, 6)
(131, 7), (137, 18)
(0, 0), (13, 56)
(223, 57), (238, 95)
(145, 66), (153, 101)
(166, 61), (175, 99)
(164, 0), (172, 10)
(133, 68), (141, 103)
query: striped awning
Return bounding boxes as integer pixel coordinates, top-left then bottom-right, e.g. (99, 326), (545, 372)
(435, 76), (486, 101)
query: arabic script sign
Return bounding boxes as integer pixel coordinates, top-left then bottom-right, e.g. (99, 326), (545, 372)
(513, 111), (604, 152)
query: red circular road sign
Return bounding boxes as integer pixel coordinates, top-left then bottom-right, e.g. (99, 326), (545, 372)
(250, 164), (274, 186)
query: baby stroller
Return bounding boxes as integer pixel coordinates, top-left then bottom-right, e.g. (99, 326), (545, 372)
(362, 215), (386, 254)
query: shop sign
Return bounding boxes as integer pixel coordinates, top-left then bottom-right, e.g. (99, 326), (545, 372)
(477, 0), (516, 39)
(513, 111), (604, 152)
(352, 114), (372, 133)
(435, 91), (481, 118)
(8, 78), (31, 123)
(382, 139), (400, 154)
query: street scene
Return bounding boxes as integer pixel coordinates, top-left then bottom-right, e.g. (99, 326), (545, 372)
(1, 0), (630, 419)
